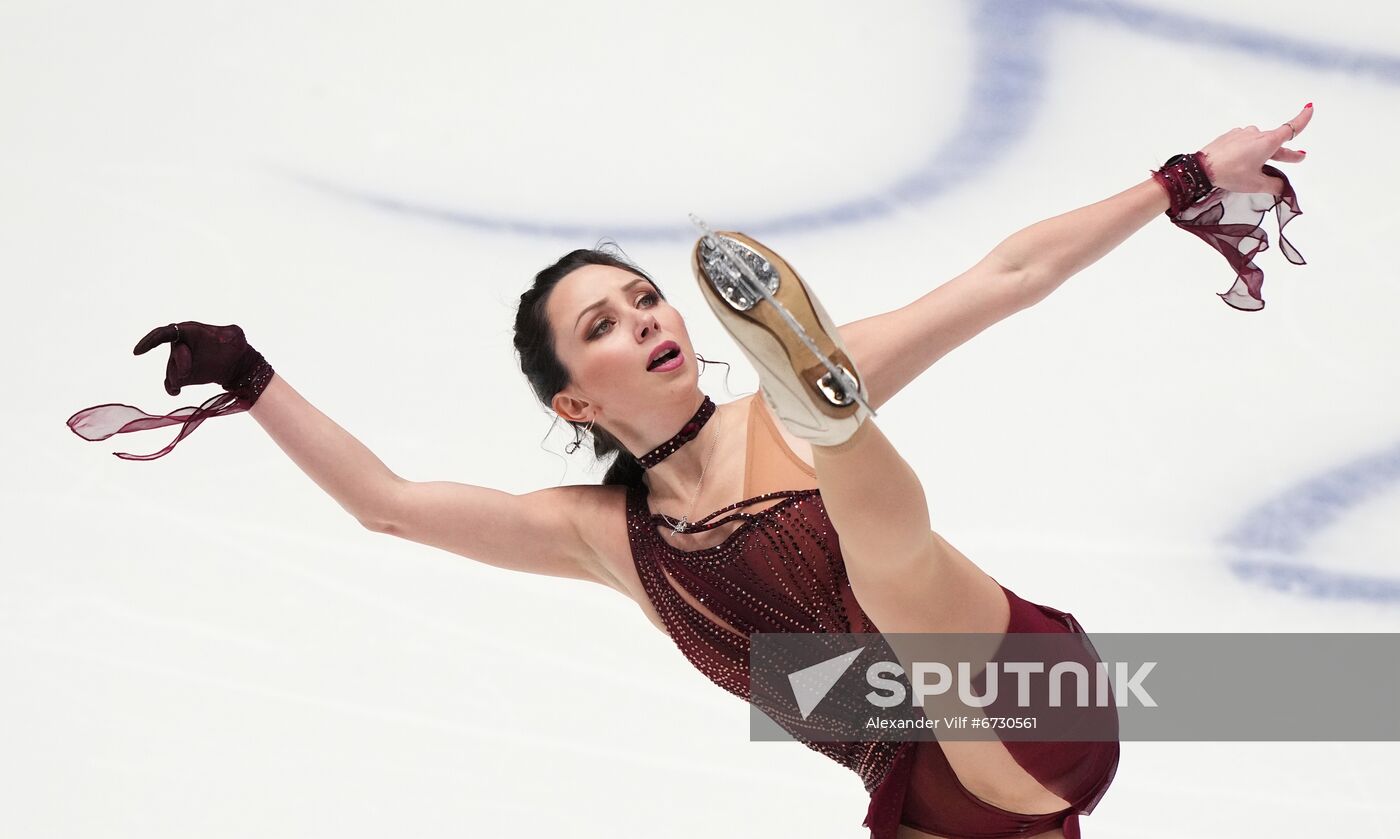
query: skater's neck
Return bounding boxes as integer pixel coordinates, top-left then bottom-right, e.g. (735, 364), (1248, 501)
(634, 393), (734, 505)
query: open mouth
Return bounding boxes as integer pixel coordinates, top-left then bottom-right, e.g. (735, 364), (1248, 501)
(647, 346), (681, 370)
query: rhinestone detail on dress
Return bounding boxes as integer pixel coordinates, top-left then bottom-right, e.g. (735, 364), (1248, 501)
(623, 480), (905, 797)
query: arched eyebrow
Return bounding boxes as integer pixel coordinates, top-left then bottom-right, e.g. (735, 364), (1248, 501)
(573, 277), (651, 332)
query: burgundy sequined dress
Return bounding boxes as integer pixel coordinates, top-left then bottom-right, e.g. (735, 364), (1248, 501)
(623, 395), (1118, 839)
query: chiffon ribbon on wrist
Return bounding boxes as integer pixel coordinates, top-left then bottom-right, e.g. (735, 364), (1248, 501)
(1163, 163), (1305, 311)
(65, 359), (274, 460)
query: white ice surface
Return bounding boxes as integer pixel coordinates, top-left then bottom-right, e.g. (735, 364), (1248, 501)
(3, 0), (1398, 836)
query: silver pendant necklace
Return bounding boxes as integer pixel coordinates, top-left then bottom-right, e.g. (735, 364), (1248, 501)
(659, 409), (726, 535)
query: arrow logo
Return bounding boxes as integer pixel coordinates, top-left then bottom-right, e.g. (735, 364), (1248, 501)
(788, 646), (865, 719)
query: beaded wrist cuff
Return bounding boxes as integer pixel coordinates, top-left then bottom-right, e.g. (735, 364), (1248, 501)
(226, 353), (275, 405)
(1151, 152), (1215, 217)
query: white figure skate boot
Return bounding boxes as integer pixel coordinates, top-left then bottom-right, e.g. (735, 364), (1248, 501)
(689, 217), (874, 447)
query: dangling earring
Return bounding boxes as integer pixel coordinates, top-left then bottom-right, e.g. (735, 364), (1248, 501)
(565, 417), (595, 455)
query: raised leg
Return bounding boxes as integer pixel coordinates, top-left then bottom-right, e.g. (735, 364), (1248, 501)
(689, 224), (1076, 818)
(810, 420), (937, 593)
(808, 416), (1076, 819)
(808, 417), (1009, 637)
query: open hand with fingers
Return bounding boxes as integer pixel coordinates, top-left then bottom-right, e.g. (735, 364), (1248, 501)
(1152, 104), (1313, 312)
(1198, 104), (1313, 195)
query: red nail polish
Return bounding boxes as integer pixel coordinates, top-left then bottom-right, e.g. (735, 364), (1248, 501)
(1299, 150), (1307, 155)
(1305, 102), (1313, 108)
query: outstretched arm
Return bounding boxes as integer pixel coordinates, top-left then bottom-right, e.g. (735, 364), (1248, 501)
(839, 106), (1313, 410)
(249, 373), (402, 528)
(994, 175), (1171, 308)
(249, 374), (611, 586)
(1004, 106), (1311, 309)
(835, 180), (1167, 414)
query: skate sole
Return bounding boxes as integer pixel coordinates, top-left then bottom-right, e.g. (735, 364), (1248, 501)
(690, 231), (867, 443)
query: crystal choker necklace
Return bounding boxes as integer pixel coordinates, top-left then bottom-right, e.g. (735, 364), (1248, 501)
(636, 395), (716, 469)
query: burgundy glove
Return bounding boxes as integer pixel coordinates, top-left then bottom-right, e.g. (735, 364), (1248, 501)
(133, 321), (271, 399)
(66, 321), (275, 460)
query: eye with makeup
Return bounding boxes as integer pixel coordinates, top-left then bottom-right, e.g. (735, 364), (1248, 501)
(587, 291), (658, 339)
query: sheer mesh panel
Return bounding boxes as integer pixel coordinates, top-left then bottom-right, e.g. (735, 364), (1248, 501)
(1170, 164), (1305, 311)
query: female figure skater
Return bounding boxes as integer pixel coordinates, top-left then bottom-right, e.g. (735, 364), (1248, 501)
(68, 106), (1313, 838)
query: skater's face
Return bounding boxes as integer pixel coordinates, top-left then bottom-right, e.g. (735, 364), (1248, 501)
(546, 263), (696, 424)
